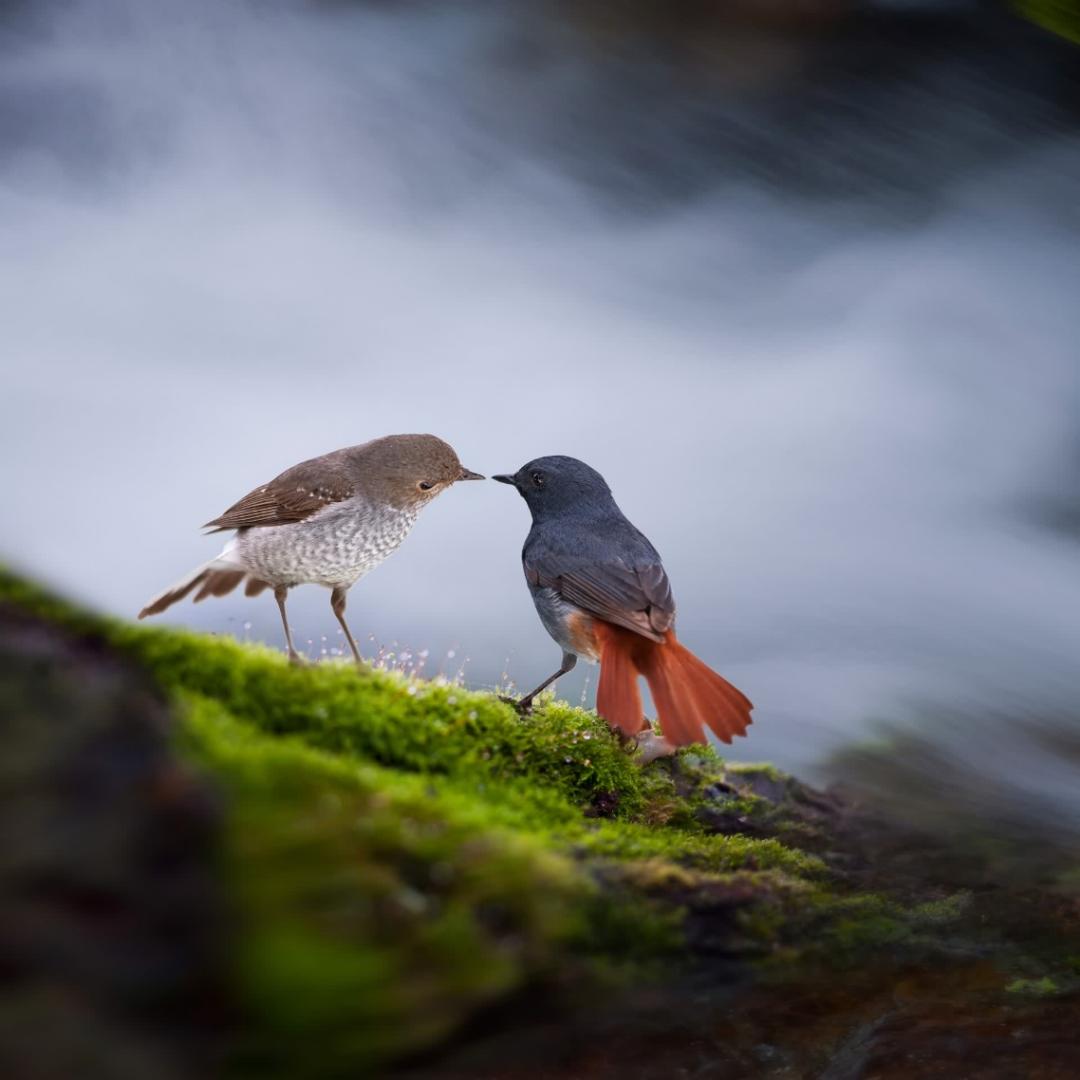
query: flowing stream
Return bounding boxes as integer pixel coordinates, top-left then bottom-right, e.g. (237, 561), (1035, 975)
(2, 0), (1079, 792)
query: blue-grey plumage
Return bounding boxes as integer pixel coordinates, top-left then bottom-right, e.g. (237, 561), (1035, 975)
(499, 455), (676, 654)
(528, 585), (600, 662)
(494, 456), (752, 751)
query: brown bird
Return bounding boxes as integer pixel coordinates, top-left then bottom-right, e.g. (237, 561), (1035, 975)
(494, 455), (752, 755)
(139, 434), (483, 664)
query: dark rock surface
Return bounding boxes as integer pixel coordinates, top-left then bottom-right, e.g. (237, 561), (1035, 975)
(3, 579), (1080, 1079)
(0, 605), (225, 1080)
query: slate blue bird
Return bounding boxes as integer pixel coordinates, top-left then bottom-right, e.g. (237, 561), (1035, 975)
(493, 456), (752, 750)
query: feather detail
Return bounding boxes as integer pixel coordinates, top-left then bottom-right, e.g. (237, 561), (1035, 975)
(593, 622), (752, 747)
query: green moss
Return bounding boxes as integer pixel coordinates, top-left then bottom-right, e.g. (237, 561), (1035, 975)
(11, 565), (1080, 1075)
(0, 568), (848, 1072)
(1005, 976), (1060, 997)
(183, 700), (595, 1072)
(727, 762), (785, 783)
(910, 892), (973, 926)
(577, 824), (823, 876)
(0, 570), (817, 875)
(1014, 0), (1080, 44)
(756, 885), (985, 973)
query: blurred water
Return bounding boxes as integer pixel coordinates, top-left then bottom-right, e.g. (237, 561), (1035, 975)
(2, 0), (1079, 773)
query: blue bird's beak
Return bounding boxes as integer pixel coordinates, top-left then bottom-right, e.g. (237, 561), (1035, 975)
(492, 474), (517, 486)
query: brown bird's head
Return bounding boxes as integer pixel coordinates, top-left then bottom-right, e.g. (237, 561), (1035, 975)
(354, 434), (483, 508)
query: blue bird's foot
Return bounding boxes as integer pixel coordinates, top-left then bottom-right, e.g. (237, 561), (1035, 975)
(499, 694), (533, 716)
(634, 730), (677, 765)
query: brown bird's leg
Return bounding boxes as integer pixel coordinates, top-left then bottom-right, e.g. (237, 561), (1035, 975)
(274, 586), (303, 665)
(330, 586), (365, 667)
(509, 653), (577, 715)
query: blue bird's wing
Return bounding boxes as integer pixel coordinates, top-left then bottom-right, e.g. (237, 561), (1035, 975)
(523, 539), (675, 642)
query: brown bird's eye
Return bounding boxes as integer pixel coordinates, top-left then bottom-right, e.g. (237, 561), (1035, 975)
(531, 471), (545, 488)
(418, 481), (434, 491)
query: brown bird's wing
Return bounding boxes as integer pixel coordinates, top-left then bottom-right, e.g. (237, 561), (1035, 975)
(203, 453), (356, 532)
(525, 553), (675, 642)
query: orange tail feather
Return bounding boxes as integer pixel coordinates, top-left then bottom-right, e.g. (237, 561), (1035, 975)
(596, 625), (647, 737)
(594, 623), (752, 747)
(641, 634), (753, 745)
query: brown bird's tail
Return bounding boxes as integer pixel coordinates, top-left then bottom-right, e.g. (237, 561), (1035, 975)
(138, 560), (266, 619)
(595, 623), (752, 747)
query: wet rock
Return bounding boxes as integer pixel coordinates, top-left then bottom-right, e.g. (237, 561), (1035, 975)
(584, 789), (621, 818)
(732, 769), (788, 805)
(0, 606), (225, 1079)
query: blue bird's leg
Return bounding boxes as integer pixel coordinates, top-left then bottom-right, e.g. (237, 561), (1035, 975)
(506, 652), (577, 715)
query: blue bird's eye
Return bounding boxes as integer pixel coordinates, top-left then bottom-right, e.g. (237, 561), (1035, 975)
(530, 471), (545, 488)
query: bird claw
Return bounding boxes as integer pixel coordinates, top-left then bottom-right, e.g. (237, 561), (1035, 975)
(498, 694), (533, 716)
(634, 730), (677, 765)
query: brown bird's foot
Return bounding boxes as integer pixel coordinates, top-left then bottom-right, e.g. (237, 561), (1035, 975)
(633, 730), (677, 766)
(287, 650), (307, 667)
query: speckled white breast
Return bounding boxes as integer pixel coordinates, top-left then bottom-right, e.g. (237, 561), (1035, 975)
(232, 497), (418, 588)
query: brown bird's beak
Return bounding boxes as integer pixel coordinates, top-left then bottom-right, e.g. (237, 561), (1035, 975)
(492, 474), (516, 486)
(458, 467), (485, 481)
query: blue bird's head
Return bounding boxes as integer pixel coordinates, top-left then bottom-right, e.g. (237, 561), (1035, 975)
(492, 455), (614, 519)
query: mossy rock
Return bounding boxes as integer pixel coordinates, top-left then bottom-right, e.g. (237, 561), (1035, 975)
(1014, 0), (1080, 44)
(3, 567), (1079, 1077)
